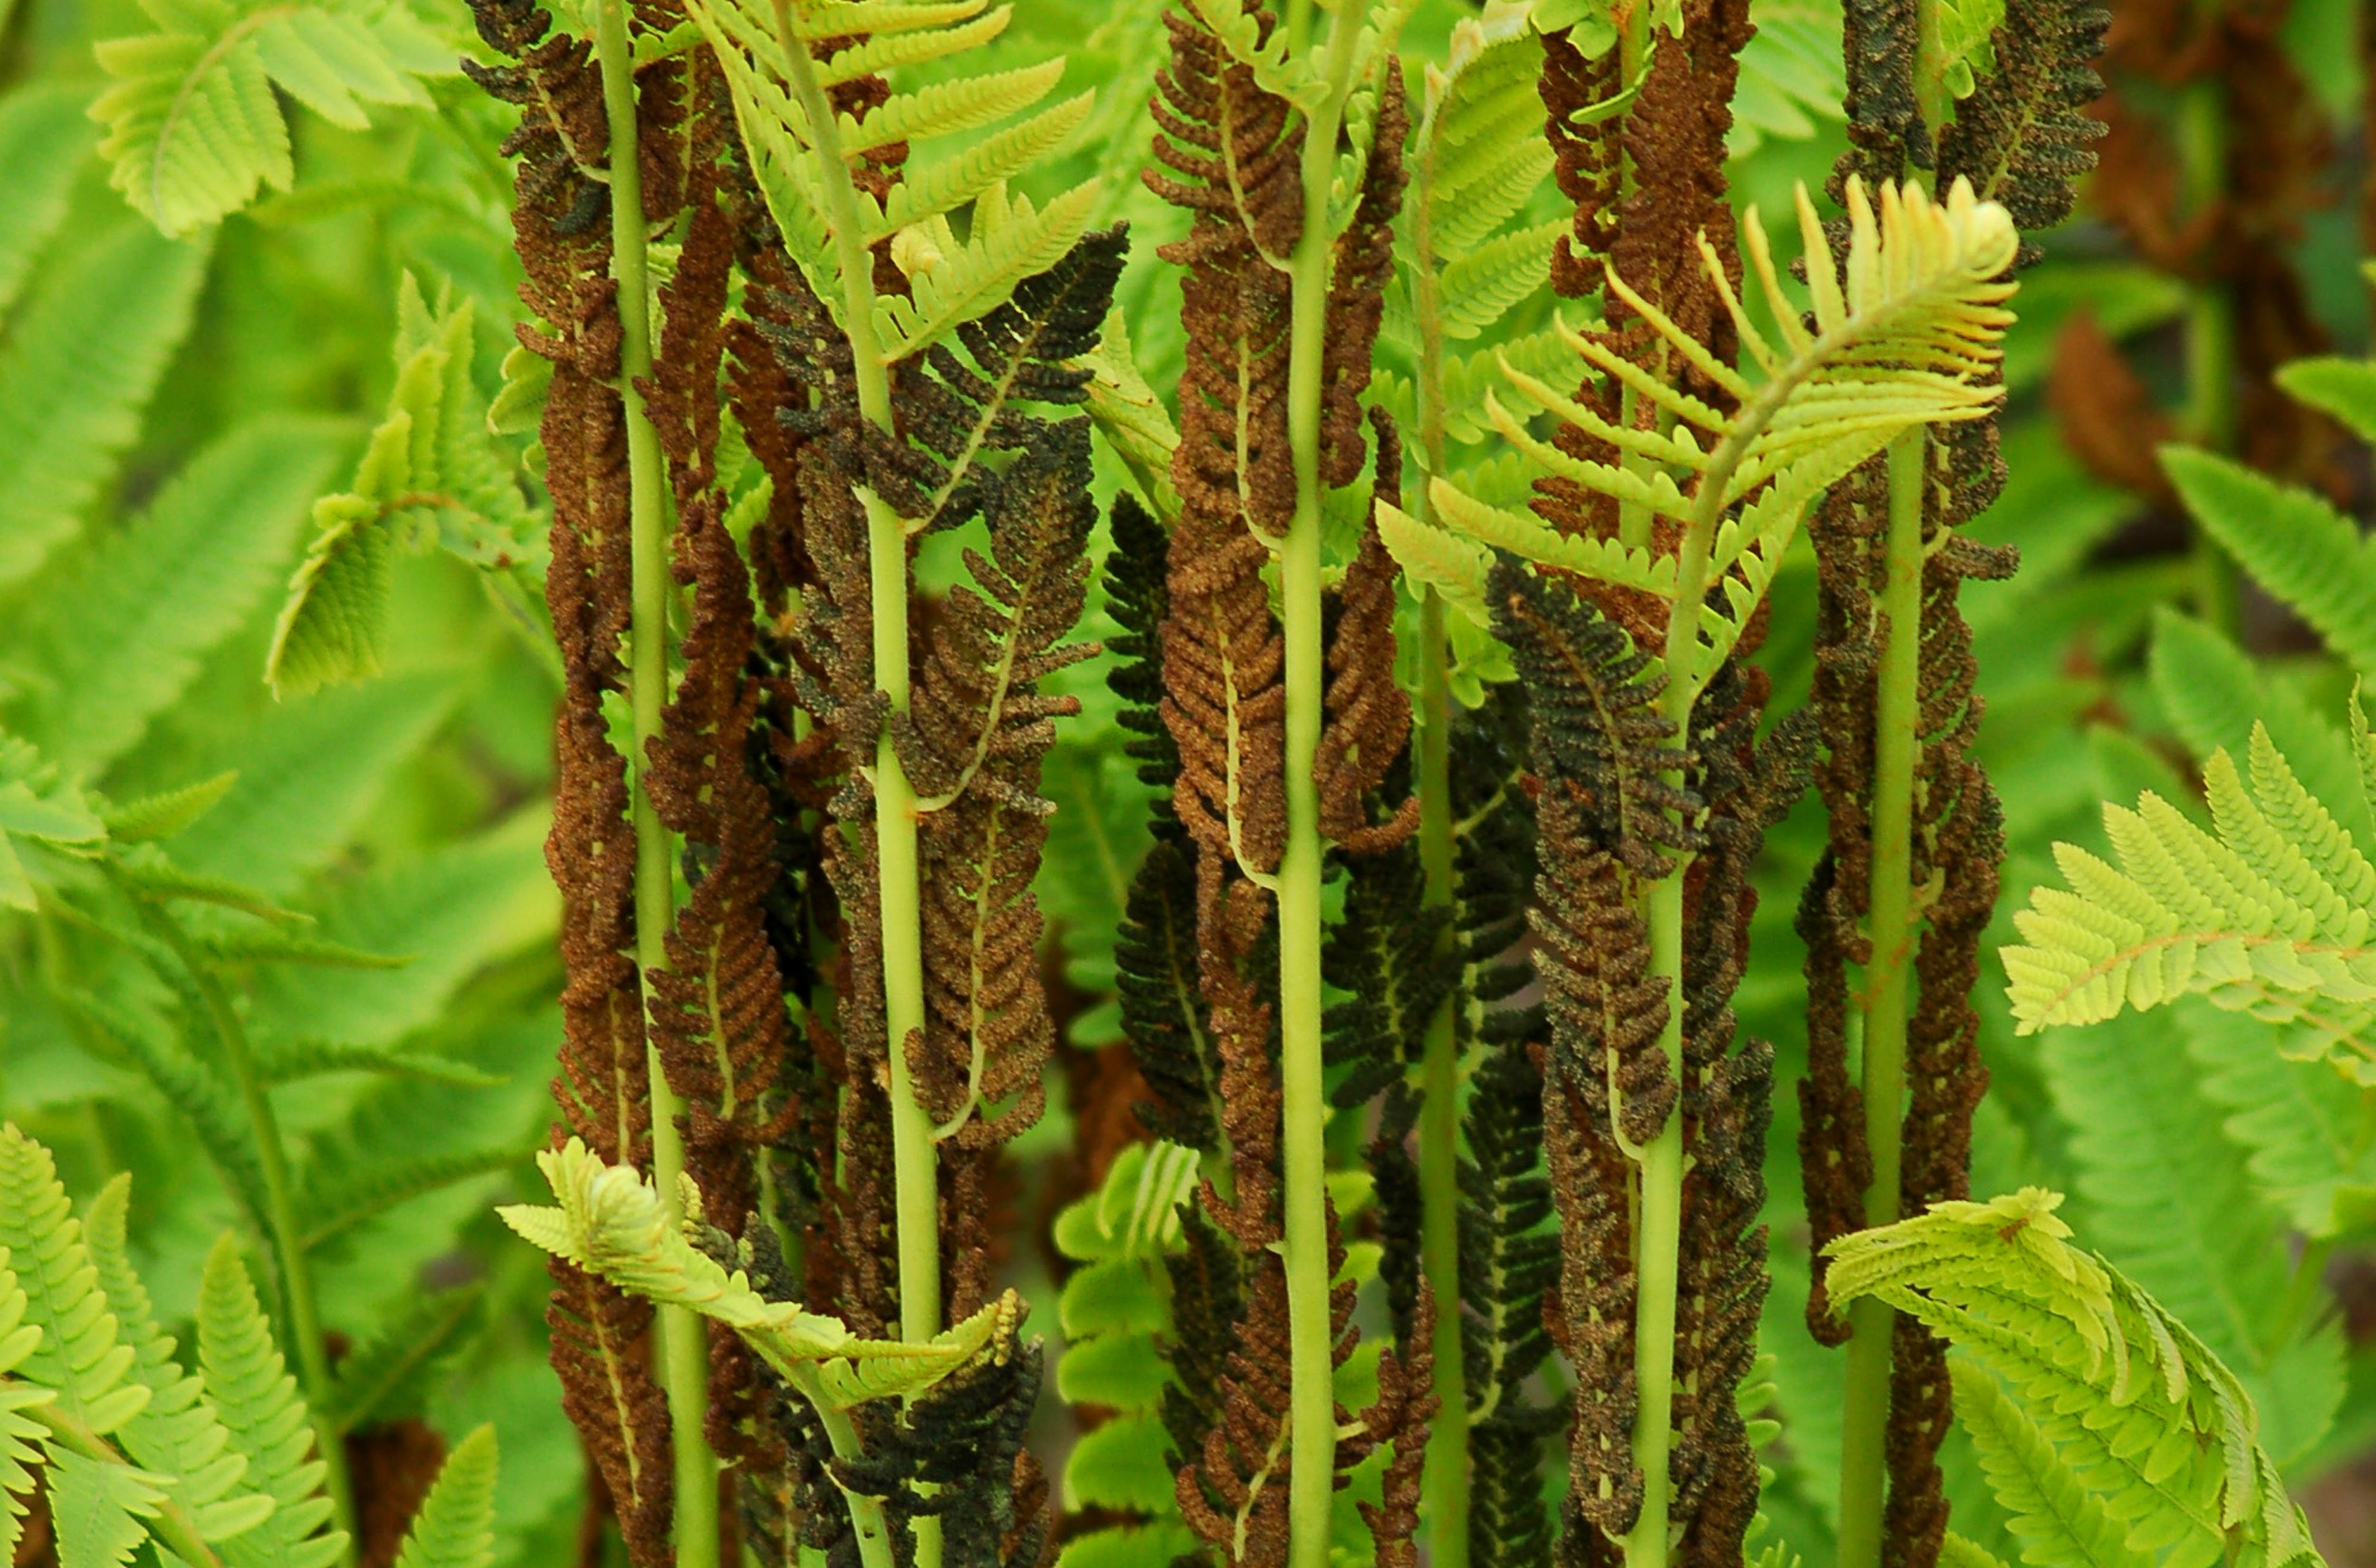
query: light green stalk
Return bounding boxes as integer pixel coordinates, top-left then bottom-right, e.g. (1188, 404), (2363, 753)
(129, 893), (355, 1565)
(770, 14), (943, 1565)
(595, 2), (723, 1559)
(1279, 4), (1379, 1565)
(2178, 77), (2240, 632)
(1832, 426), (1927, 1568)
(1406, 77), (1471, 1568)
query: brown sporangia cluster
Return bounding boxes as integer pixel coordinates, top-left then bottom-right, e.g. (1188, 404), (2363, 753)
(467, 0), (674, 1554)
(2064, 0), (2335, 485)
(1532, 0), (1752, 605)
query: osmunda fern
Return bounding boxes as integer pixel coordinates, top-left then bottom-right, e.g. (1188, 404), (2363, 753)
(0, 1123), (500, 1568)
(1825, 1189), (2323, 1568)
(2001, 698), (2376, 1065)
(92, 0), (450, 235)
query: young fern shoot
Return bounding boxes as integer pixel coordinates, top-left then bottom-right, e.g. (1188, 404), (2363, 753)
(1404, 176), (2020, 1568)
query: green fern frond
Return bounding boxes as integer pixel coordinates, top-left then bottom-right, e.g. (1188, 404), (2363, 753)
(1418, 175), (2016, 683)
(0, 1126), (147, 1440)
(0, 734), (105, 911)
(81, 1178), (276, 1546)
(500, 1140), (1006, 1408)
(1079, 316), (1180, 521)
(1826, 1189), (2324, 1568)
(297, 1147), (518, 1251)
(389, 1425), (498, 1568)
(47, 1445), (171, 1568)
(251, 1038), (498, 1088)
(1727, 0), (1845, 156)
(2273, 356), (2376, 446)
(91, 0), (448, 236)
(1437, 220), (1567, 340)
(0, 220), (207, 590)
(688, 0), (1097, 365)
(195, 1237), (347, 1568)
(268, 277), (535, 698)
(19, 421), (344, 773)
(2162, 445), (2376, 674)
(99, 773), (238, 844)
(2002, 701), (2376, 1065)
(318, 1286), (483, 1435)
(0, 85), (96, 320)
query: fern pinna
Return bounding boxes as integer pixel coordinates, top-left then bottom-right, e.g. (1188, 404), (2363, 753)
(1792, 0), (2103, 1557)
(464, 0), (1116, 1557)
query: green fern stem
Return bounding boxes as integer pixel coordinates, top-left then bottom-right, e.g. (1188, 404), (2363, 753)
(595, 0), (724, 1558)
(1413, 587), (1471, 1568)
(33, 1399), (226, 1568)
(1407, 86), (1473, 1568)
(1613, 1), (1656, 551)
(1834, 425), (1927, 1568)
(125, 887), (355, 1564)
(1279, 5), (1377, 1564)
(786, 1367), (900, 1568)
(770, 15), (944, 1567)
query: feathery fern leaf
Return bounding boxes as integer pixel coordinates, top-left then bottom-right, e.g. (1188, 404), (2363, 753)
(0, 85), (96, 319)
(46, 1446), (171, 1568)
(2001, 701), (2376, 1064)
(81, 1178), (276, 1545)
(100, 774), (237, 844)
(2274, 356), (2376, 446)
(1826, 1189), (2324, 1568)
(2161, 446), (2376, 674)
(91, 0), (448, 236)
(390, 1424), (498, 1568)
(0, 735), (104, 911)
(17, 421), (344, 773)
(0, 1125), (147, 1440)
(319, 1285), (483, 1435)
(297, 1147), (519, 1251)
(1421, 176), (2016, 682)
(268, 277), (536, 698)
(0, 220), (207, 589)
(196, 1237), (347, 1568)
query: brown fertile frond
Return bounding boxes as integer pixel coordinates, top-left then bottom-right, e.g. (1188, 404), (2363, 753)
(1832, 0), (1926, 193)
(2047, 312), (2175, 501)
(546, 1260), (673, 1565)
(1358, 1285), (1436, 1568)
(867, 227), (1129, 535)
(898, 426), (1100, 1153)
(1540, 27), (1622, 299)
(1932, 0), (2107, 254)
(1146, 0), (1305, 266)
(1496, 562), (1694, 879)
(1177, 1219), (1363, 1568)
(1317, 71), (1407, 488)
(1316, 414), (1417, 854)
(1543, 1061), (1642, 1552)
(463, 0), (609, 239)
(1163, 1201), (1249, 1474)
(1200, 877), (1283, 1251)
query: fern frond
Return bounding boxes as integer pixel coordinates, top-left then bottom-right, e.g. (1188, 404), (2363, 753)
(0, 85), (95, 320)
(389, 1425), (498, 1568)
(100, 773), (237, 844)
(871, 90), (1093, 239)
(58, 987), (273, 1230)
(19, 421), (343, 772)
(2162, 446), (2376, 674)
(250, 1038), (499, 1088)
(1435, 220), (1565, 340)
(0, 1126), (147, 1439)
(0, 734), (104, 911)
(91, 0), (447, 235)
(499, 1140), (1005, 1407)
(195, 1238), (347, 1568)
(46, 1446), (171, 1568)
(1826, 1190), (2323, 1568)
(2001, 705), (2376, 1065)
(842, 58), (1065, 152)
(318, 1285), (482, 1435)
(81, 1178), (274, 1546)
(874, 181), (1102, 366)
(268, 277), (535, 698)
(296, 1146), (518, 1250)
(2274, 356), (2376, 446)
(0, 220), (206, 589)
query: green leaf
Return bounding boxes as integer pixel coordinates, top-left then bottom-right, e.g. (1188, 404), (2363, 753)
(299, 1147), (519, 1250)
(1952, 1363), (2151, 1568)
(0, 84), (97, 319)
(59, 988), (273, 1230)
(873, 180), (1102, 364)
(391, 1425), (498, 1568)
(252, 1038), (501, 1089)
(101, 773), (238, 842)
(92, 0), (446, 236)
(46, 1446), (169, 1568)
(2275, 355), (2376, 445)
(320, 1285), (484, 1434)
(1060, 1410), (1175, 1512)
(1057, 1259), (1167, 1339)
(0, 1125), (148, 1436)
(1053, 1333), (1169, 1410)
(1052, 1522), (1203, 1568)
(2163, 445), (2376, 672)
(20, 421), (345, 774)
(0, 220), (208, 589)
(0, 735), (104, 911)
(196, 1236), (347, 1568)
(268, 279), (534, 698)
(172, 672), (459, 897)
(2179, 1004), (2376, 1239)
(81, 1177), (275, 1545)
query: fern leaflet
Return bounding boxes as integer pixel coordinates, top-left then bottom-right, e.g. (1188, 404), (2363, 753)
(196, 1237), (347, 1568)
(389, 1425), (499, 1568)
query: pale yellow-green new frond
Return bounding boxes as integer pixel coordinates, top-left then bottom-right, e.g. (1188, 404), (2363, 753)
(2001, 708), (2376, 1072)
(1827, 1190), (2323, 1568)
(501, 1140), (1010, 1409)
(687, 0), (1095, 366)
(1410, 174), (2018, 688)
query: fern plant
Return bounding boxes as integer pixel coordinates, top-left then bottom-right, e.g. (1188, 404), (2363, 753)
(0, 1122), (502, 1568)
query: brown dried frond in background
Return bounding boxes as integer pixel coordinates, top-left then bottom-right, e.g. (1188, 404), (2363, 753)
(1358, 1286), (1438, 1568)
(2048, 312), (2178, 502)
(1318, 73), (1408, 488)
